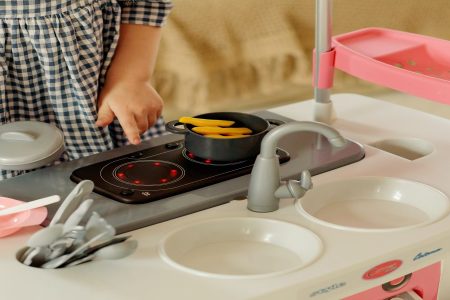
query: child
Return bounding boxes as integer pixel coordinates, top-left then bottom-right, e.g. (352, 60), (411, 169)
(0, 0), (173, 180)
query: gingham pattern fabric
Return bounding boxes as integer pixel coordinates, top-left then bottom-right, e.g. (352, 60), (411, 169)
(0, 0), (173, 180)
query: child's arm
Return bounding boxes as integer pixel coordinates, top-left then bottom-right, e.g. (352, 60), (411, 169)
(96, 0), (173, 145)
(96, 24), (163, 145)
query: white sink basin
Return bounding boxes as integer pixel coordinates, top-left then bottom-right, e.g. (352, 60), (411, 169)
(296, 177), (450, 232)
(158, 217), (323, 279)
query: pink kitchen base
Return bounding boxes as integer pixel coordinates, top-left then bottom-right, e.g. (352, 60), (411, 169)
(343, 262), (441, 299)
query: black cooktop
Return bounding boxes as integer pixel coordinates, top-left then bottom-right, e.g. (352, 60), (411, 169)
(71, 140), (290, 204)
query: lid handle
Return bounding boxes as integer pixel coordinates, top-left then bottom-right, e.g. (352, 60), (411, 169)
(0, 131), (36, 142)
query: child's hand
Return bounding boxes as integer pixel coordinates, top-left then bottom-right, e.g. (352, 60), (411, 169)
(96, 79), (163, 145)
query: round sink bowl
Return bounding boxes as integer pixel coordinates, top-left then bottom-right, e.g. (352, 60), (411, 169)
(158, 217), (323, 279)
(296, 177), (450, 232)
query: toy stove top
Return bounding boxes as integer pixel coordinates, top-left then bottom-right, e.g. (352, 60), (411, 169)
(0, 111), (365, 233)
(70, 141), (290, 204)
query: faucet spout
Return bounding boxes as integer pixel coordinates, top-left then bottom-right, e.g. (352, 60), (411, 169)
(247, 121), (347, 213)
(260, 121), (347, 158)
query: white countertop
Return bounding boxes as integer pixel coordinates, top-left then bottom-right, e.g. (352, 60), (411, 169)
(2, 93), (450, 300)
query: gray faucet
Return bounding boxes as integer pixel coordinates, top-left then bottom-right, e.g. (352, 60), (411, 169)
(247, 121), (347, 212)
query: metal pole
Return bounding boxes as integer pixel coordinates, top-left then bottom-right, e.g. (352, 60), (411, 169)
(314, 0), (332, 104)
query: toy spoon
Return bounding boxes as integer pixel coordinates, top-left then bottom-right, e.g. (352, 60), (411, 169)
(0, 195), (60, 217)
(41, 224), (115, 269)
(63, 199), (94, 233)
(50, 180), (94, 226)
(61, 235), (132, 266)
(65, 239), (138, 267)
(27, 223), (64, 248)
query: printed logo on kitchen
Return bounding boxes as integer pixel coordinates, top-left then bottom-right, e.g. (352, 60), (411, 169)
(413, 248), (442, 261)
(309, 282), (346, 297)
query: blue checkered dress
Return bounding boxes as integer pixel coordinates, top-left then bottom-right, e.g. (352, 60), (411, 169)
(0, 0), (173, 180)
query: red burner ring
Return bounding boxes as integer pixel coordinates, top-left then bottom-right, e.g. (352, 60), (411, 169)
(113, 160), (185, 187)
(182, 149), (247, 166)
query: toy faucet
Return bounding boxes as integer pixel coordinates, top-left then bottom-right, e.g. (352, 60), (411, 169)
(247, 121), (347, 213)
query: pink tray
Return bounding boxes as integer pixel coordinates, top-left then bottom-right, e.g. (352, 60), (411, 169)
(318, 27), (450, 104)
(0, 197), (47, 237)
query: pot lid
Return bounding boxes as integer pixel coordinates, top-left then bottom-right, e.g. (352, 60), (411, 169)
(0, 121), (65, 171)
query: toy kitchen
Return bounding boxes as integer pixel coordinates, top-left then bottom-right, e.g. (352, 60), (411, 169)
(1, 1), (450, 299)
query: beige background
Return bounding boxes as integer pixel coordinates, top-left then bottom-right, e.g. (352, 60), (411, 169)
(152, 0), (450, 120)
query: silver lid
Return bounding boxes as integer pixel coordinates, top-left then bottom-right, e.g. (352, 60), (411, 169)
(0, 121), (65, 170)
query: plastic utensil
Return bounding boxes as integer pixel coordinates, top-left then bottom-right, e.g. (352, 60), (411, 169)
(82, 235), (132, 257)
(0, 197), (48, 238)
(61, 235), (132, 267)
(85, 211), (101, 233)
(92, 239), (137, 260)
(22, 247), (43, 266)
(0, 195), (60, 217)
(27, 224), (64, 248)
(63, 199), (94, 233)
(22, 246), (52, 267)
(48, 226), (86, 260)
(50, 180), (94, 226)
(65, 239), (138, 267)
(41, 226), (115, 269)
(84, 212), (116, 242)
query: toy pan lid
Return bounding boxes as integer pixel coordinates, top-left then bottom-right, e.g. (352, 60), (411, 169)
(0, 121), (64, 171)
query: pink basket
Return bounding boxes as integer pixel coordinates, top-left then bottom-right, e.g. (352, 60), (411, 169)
(316, 27), (450, 104)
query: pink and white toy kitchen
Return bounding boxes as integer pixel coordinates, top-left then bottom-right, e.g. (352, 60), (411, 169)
(0, 1), (450, 299)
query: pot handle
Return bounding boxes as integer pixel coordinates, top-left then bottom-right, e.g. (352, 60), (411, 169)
(266, 119), (285, 130)
(165, 120), (189, 134)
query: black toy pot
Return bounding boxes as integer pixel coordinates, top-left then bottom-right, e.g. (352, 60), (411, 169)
(165, 112), (283, 162)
